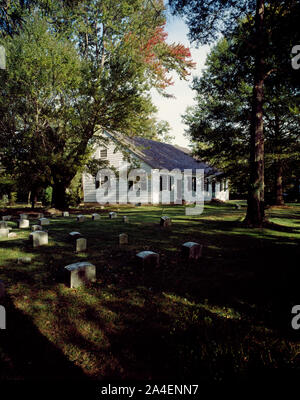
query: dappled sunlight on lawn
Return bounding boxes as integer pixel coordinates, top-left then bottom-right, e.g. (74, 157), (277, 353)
(0, 203), (300, 381)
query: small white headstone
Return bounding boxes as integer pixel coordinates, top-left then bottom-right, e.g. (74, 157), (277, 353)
(77, 215), (85, 222)
(37, 213), (44, 218)
(182, 242), (203, 260)
(0, 221), (8, 229)
(20, 213), (28, 220)
(69, 232), (82, 241)
(32, 225), (42, 232)
(18, 219), (30, 228)
(123, 216), (129, 223)
(64, 261), (96, 288)
(8, 232), (17, 238)
(39, 218), (50, 226)
(2, 215), (12, 221)
(0, 228), (9, 238)
(136, 251), (159, 267)
(119, 233), (128, 245)
(76, 238), (87, 252)
(160, 216), (171, 228)
(235, 204), (241, 210)
(63, 211), (69, 217)
(17, 257), (32, 264)
(92, 213), (100, 220)
(109, 212), (117, 219)
(30, 231), (48, 248)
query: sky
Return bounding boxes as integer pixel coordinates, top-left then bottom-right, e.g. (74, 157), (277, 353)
(151, 15), (210, 148)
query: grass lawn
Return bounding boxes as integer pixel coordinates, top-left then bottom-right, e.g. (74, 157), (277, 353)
(0, 201), (300, 383)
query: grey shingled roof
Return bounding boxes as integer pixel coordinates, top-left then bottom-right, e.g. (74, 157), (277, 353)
(103, 130), (222, 176)
(126, 136), (218, 175)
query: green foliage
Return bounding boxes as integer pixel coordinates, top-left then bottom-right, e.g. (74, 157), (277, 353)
(183, 16), (300, 200)
(8, 191), (17, 206)
(42, 186), (53, 206)
(65, 173), (82, 207)
(0, 1), (195, 208)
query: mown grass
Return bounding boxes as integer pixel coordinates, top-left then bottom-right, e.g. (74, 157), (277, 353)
(0, 201), (299, 383)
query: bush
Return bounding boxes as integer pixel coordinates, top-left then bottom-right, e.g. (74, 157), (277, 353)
(42, 186), (53, 206)
(9, 192), (17, 206)
(0, 194), (9, 207)
(65, 173), (82, 207)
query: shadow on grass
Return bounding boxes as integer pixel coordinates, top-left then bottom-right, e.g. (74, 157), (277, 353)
(0, 204), (299, 381)
(0, 296), (87, 380)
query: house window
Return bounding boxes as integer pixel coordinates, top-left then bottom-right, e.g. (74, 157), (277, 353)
(192, 177), (196, 192)
(205, 179), (209, 192)
(100, 149), (107, 159)
(128, 180), (134, 190)
(160, 176), (168, 191)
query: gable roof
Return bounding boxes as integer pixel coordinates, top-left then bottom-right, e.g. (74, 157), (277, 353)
(103, 130), (222, 176)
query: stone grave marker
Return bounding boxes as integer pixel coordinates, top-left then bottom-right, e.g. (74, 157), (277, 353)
(92, 213), (100, 220)
(77, 215), (85, 222)
(30, 231), (48, 248)
(64, 261), (96, 288)
(119, 233), (128, 245)
(39, 218), (50, 226)
(2, 215), (12, 221)
(0, 228), (9, 238)
(123, 216), (129, 223)
(0, 221), (8, 229)
(160, 216), (171, 228)
(63, 211), (69, 217)
(18, 219), (30, 228)
(8, 232), (17, 238)
(20, 213), (28, 220)
(76, 238), (87, 253)
(109, 212), (117, 219)
(69, 232), (82, 241)
(181, 242), (203, 260)
(32, 225), (42, 232)
(37, 213), (44, 218)
(136, 251), (159, 267)
(17, 257), (32, 264)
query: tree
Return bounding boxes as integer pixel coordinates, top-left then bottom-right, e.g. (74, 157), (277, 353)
(183, 36), (300, 205)
(0, 1), (195, 208)
(169, 0), (300, 226)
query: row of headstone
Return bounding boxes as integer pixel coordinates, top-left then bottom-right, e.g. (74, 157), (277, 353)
(62, 237), (203, 289)
(136, 242), (203, 268)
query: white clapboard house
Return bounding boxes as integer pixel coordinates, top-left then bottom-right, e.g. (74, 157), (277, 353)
(82, 130), (229, 205)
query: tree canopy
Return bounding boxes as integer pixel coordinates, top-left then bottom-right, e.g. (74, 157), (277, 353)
(0, 0), (195, 208)
(169, 0), (300, 225)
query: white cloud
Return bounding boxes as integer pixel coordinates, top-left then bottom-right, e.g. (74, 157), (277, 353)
(151, 15), (210, 148)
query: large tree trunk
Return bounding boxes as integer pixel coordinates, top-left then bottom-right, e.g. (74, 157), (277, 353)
(245, 0), (265, 227)
(275, 162), (284, 205)
(52, 181), (68, 210)
(30, 189), (37, 210)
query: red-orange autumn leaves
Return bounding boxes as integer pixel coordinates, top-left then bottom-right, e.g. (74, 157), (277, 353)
(125, 23), (196, 89)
